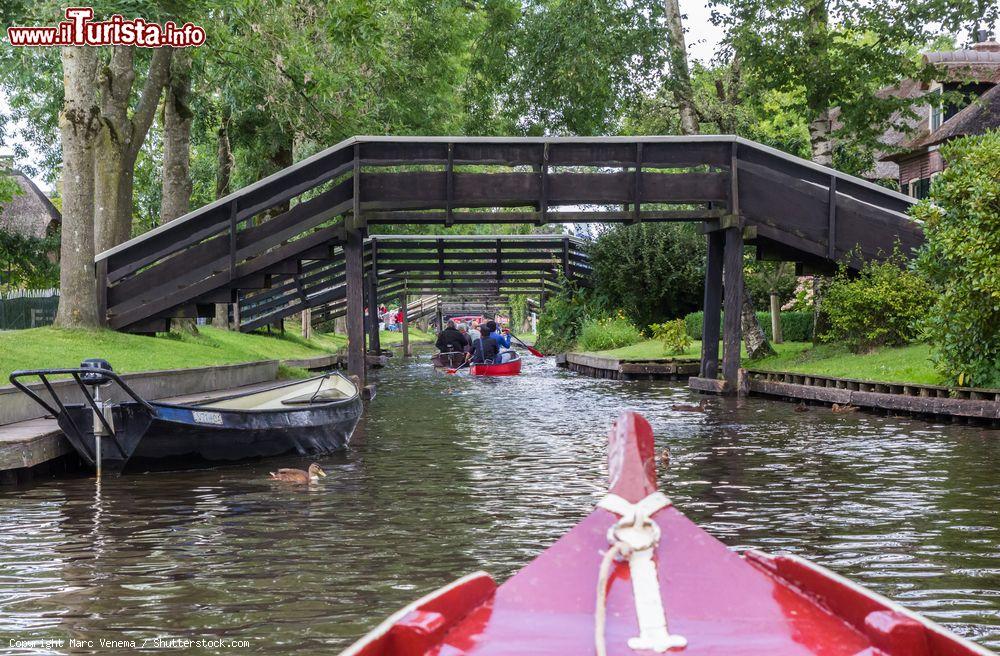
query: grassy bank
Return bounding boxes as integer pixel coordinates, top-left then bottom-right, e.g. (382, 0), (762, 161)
(0, 324), (438, 383)
(752, 342), (944, 385)
(0, 327), (343, 382)
(579, 338), (945, 386)
(582, 339), (810, 361)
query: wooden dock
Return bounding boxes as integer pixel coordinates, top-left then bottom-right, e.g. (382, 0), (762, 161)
(691, 369), (1000, 424)
(557, 353), (700, 381)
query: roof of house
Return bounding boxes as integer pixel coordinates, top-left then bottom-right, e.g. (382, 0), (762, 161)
(925, 45), (1000, 84)
(0, 171), (61, 239)
(881, 83), (1000, 162)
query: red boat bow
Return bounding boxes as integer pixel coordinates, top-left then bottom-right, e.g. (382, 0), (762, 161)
(342, 411), (990, 656)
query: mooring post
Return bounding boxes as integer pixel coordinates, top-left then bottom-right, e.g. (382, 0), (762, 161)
(345, 229), (366, 385)
(435, 297), (443, 332)
(700, 230), (724, 379)
(401, 293), (411, 357)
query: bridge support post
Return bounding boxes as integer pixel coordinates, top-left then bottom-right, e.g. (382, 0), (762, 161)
(700, 230), (724, 378)
(366, 272), (380, 354)
(722, 226), (743, 393)
(345, 228), (366, 386)
(401, 293), (411, 357)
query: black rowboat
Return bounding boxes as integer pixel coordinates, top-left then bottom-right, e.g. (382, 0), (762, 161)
(10, 360), (363, 475)
(431, 351), (466, 368)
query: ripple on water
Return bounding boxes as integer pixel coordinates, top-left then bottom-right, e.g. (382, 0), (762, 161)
(0, 353), (998, 653)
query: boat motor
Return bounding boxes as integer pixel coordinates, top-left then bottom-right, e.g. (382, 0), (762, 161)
(80, 358), (115, 476)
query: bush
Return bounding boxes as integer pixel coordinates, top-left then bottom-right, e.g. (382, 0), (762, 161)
(822, 248), (934, 353)
(913, 131), (1000, 388)
(590, 223), (705, 329)
(650, 319), (691, 355)
(577, 316), (643, 351)
(535, 285), (592, 354)
(683, 310), (813, 342)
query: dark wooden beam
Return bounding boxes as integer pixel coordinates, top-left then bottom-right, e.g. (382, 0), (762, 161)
(722, 225), (743, 392)
(827, 176), (837, 260)
(345, 159), (366, 383)
(700, 230), (724, 379)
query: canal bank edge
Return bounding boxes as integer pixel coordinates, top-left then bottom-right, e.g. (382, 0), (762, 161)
(689, 369), (1000, 425)
(556, 352), (700, 381)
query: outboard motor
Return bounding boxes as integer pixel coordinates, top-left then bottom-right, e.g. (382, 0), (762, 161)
(80, 358), (114, 388)
(80, 359), (116, 475)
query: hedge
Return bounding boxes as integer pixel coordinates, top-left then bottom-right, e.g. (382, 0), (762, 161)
(683, 311), (813, 342)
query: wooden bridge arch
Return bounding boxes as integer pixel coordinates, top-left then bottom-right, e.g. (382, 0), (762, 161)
(95, 135), (922, 388)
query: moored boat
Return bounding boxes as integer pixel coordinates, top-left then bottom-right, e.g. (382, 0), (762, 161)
(470, 353), (521, 376)
(342, 410), (990, 656)
(10, 360), (363, 475)
(432, 351), (467, 369)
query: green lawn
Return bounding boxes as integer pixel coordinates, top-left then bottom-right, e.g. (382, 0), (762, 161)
(0, 324), (440, 383)
(752, 342), (944, 385)
(580, 339), (944, 386)
(0, 326), (342, 382)
(583, 339), (810, 361)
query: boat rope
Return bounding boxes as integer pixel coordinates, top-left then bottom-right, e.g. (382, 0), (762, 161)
(595, 491), (687, 655)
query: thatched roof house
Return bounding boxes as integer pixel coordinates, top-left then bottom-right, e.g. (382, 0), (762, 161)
(0, 170), (60, 239)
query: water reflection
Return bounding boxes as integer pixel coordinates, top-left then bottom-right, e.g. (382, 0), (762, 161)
(0, 352), (997, 653)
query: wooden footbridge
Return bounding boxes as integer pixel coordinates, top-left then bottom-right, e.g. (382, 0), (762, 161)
(95, 136), (921, 388)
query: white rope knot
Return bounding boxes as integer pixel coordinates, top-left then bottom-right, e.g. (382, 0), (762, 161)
(595, 492), (687, 655)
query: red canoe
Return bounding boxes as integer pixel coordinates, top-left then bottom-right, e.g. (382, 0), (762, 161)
(470, 354), (521, 376)
(342, 411), (989, 656)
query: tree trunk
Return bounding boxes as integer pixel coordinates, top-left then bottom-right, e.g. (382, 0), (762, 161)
(742, 281), (777, 359)
(663, 0), (699, 135)
(55, 46), (101, 328)
(162, 48), (196, 335)
(662, 3), (774, 358)
(161, 48), (193, 223)
(769, 292), (783, 343)
(804, 0), (834, 167)
(93, 46), (172, 255)
(808, 109), (834, 167)
(213, 107), (235, 329)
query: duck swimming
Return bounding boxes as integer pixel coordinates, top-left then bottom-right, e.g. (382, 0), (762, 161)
(269, 463), (327, 483)
(671, 399), (709, 412)
(831, 403), (859, 413)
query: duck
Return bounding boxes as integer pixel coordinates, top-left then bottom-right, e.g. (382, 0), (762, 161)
(269, 463), (327, 483)
(671, 399), (709, 412)
(831, 403), (859, 413)
(659, 449), (671, 469)
(793, 402), (809, 412)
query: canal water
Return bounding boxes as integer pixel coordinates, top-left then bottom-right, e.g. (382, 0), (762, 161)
(1, 353), (998, 653)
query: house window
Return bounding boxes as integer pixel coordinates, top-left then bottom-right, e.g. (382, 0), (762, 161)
(908, 177), (932, 200)
(929, 85), (944, 131)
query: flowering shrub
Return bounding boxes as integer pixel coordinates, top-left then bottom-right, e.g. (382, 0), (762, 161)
(650, 319), (691, 355)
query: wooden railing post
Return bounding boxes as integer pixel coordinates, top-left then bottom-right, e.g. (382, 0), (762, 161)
(827, 176), (837, 260)
(95, 258), (108, 328)
(366, 237), (380, 354)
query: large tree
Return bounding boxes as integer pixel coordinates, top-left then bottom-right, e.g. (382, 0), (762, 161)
(54, 46), (101, 328)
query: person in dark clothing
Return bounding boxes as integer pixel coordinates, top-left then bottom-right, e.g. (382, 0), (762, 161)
(470, 330), (499, 364)
(435, 320), (466, 354)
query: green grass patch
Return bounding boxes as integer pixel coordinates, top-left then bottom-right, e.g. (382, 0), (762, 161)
(752, 342), (944, 385)
(0, 326), (341, 382)
(581, 339), (942, 385)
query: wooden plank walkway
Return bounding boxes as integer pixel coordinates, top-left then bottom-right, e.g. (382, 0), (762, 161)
(558, 353), (701, 381)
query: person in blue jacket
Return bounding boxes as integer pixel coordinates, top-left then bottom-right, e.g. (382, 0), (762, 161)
(484, 320), (511, 348)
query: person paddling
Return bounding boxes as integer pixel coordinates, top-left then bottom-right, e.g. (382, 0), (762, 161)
(436, 320), (466, 356)
(470, 325), (500, 365)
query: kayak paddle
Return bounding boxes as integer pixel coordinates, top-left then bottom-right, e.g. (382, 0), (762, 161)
(508, 333), (544, 358)
(446, 360), (471, 375)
